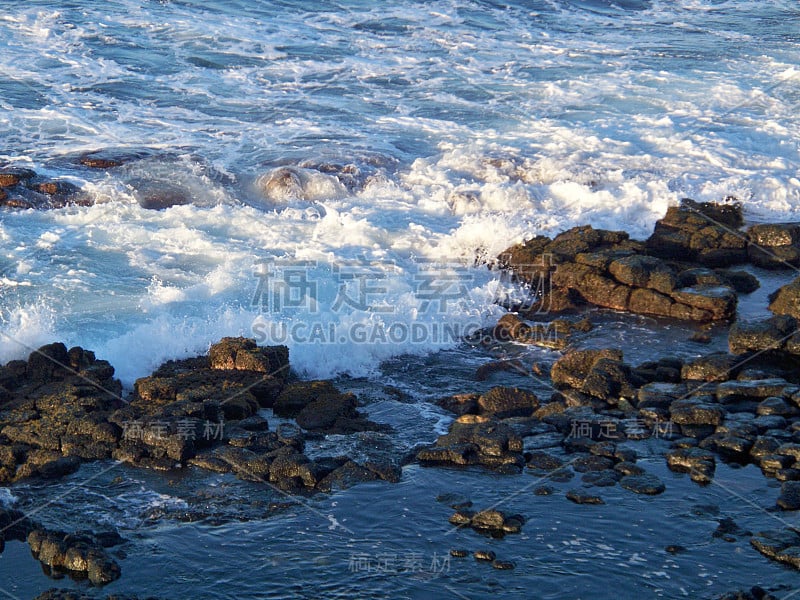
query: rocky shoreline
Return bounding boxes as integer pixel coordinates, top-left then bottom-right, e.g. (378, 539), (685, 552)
(3, 198), (800, 598)
(0, 152), (381, 211)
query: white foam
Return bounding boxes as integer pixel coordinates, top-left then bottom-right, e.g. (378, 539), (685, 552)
(0, 302), (58, 365)
(0, 488), (17, 507)
(0, 0), (797, 384)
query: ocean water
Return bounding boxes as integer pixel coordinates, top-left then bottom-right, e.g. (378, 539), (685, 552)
(1, 1), (800, 598)
(1, 0), (799, 382)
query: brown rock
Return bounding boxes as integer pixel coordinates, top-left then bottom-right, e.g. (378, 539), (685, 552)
(769, 277), (800, 320)
(477, 386), (539, 418)
(551, 349), (623, 389)
(34, 181), (80, 197)
(437, 393), (480, 416)
(295, 393), (357, 430)
(608, 255), (676, 293)
(748, 223), (800, 247)
(0, 167), (36, 188)
(646, 199), (746, 266)
(80, 156), (123, 168)
(208, 337), (288, 375)
(129, 179), (191, 210)
(273, 380), (340, 417)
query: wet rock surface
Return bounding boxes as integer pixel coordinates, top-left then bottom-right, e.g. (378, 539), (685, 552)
(448, 508), (525, 537)
(498, 209), (747, 321)
(0, 166), (91, 209)
(421, 211), (800, 576)
(645, 198), (746, 266)
(0, 338), (396, 498)
(747, 223), (800, 269)
(8, 201), (800, 593)
(28, 528), (122, 585)
(417, 413), (525, 472)
(619, 473), (666, 495)
(750, 529), (800, 569)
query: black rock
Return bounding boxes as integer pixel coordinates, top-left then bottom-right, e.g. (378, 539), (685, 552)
(750, 529), (800, 569)
(581, 470), (620, 487)
(572, 455), (615, 473)
(619, 473), (666, 495)
(477, 386), (539, 418)
(712, 517), (750, 541)
(777, 481), (800, 510)
(526, 451), (565, 471)
(729, 317), (797, 355)
(666, 447), (716, 483)
(566, 489), (605, 505)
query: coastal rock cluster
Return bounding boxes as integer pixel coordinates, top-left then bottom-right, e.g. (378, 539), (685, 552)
(0, 338), (395, 492)
(4, 196), (800, 592)
(0, 338), (401, 584)
(0, 507), (121, 586)
(415, 198), (800, 578)
(0, 151), (390, 212)
(499, 198), (776, 320)
(0, 166), (90, 209)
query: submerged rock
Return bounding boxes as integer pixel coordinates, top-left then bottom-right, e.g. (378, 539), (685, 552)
(566, 489), (605, 505)
(750, 529), (800, 569)
(128, 179), (192, 210)
(256, 166), (347, 203)
(77, 148), (150, 169)
(619, 473), (666, 495)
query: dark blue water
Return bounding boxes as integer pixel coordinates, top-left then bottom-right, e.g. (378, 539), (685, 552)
(1, 1), (800, 597)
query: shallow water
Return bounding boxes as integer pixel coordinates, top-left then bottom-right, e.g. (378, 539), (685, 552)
(3, 298), (800, 598)
(2, 442), (800, 599)
(1, 0), (800, 597)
